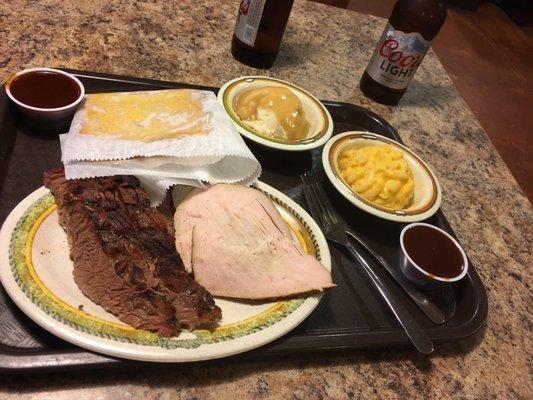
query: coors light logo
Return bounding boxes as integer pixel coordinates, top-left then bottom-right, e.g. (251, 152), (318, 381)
(366, 24), (430, 90)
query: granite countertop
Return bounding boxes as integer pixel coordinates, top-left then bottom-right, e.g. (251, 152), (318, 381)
(0, 0), (531, 398)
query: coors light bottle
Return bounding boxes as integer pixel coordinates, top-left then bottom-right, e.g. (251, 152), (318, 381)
(360, 0), (447, 105)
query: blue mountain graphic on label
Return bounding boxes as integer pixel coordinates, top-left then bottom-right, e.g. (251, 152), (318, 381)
(411, 36), (428, 53)
(393, 32), (428, 53)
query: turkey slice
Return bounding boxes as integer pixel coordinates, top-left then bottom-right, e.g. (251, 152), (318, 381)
(175, 184), (292, 273)
(174, 184), (334, 299)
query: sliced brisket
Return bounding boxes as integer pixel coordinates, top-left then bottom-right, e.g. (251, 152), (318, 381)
(43, 168), (221, 337)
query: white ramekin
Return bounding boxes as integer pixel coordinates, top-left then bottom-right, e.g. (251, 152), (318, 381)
(399, 222), (469, 287)
(5, 67), (84, 129)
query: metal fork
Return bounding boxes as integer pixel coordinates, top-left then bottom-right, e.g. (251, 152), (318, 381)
(301, 172), (434, 354)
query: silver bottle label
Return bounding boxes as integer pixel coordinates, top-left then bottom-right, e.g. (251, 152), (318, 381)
(366, 23), (430, 90)
(234, 0), (267, 46)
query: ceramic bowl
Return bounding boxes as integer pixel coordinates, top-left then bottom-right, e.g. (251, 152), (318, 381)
(322, 131), (442, 222)
(218, 76), (333, 151)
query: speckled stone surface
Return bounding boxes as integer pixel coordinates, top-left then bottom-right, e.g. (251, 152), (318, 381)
(0, 0), (531, 399)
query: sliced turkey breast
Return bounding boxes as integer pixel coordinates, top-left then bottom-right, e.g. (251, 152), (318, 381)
(175, 184), (292, 272)
(174, 184), (334, 299)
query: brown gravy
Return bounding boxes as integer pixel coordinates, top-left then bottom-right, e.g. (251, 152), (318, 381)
(235, 86), (310, 141)
(403, 225), (464, 279)
(9, 71), (81, 108)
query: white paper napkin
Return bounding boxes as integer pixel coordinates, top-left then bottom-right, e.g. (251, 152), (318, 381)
(60, 90), (261, 205)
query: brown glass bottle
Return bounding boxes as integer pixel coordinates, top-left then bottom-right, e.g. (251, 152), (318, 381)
(360, 0), (447, 105)
(231, 0), (294, 69)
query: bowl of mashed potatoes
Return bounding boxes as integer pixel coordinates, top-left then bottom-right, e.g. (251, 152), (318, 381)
(322, 131), (442, 222)
(218, 76), (333, 151)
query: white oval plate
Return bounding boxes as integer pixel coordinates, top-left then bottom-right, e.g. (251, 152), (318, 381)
(0, 182), (331, 362)
(323, 131), (442, 222)
(218, 76), (333, 151)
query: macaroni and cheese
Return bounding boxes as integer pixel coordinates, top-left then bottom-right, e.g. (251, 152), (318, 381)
(338, 145), (414, 210)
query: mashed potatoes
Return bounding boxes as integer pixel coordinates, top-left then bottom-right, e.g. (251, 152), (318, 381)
(338, 145), (414, 210)
(234, 86), (310, 141)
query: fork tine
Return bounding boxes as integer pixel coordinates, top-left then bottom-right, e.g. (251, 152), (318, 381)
(306, 171), (339, 225)
(303, 175), (327, 229)
(310, 178), (339, 225)
(305, 172), (334, 227)
(307, 178), (334, 227)
(301, 173), (327, 229)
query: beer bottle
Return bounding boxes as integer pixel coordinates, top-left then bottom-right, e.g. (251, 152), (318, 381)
(360, 0), (447, 105)
(231, 0), (294, 69)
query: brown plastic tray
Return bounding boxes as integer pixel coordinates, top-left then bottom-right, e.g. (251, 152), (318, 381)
(0, 70), (487, 373)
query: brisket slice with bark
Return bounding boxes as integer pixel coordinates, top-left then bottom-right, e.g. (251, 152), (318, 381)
(43, 168), (221, 337)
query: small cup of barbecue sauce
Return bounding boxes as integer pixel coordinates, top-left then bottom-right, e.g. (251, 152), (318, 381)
(400, 223), (469, 287)
(5, 68), (84, 129)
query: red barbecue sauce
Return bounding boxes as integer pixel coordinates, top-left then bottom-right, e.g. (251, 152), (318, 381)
(403, 225), (464, 279)
(9, 71), (81, 108)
